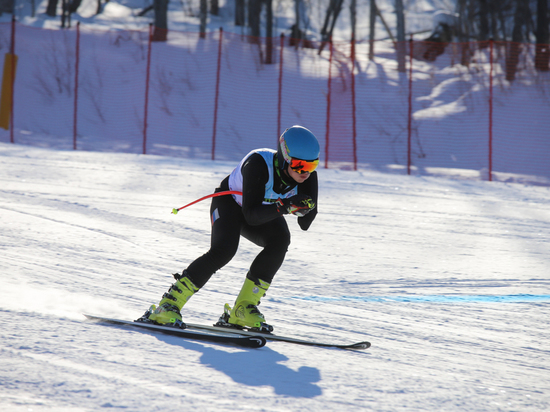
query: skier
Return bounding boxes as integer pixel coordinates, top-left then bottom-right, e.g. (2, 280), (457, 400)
(140, 125), (320, 332)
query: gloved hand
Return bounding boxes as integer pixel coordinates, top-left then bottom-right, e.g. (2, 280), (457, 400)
(277, 194), (315, 217)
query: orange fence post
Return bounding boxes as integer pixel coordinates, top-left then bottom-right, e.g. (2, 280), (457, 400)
(0, 17), (17, 136)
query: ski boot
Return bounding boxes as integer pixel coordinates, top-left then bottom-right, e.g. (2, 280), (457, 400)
(137, 271), (199, 329)
(216, 277), (274, 333)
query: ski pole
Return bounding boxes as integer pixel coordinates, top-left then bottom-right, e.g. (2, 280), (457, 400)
(172, 190), (243, 214)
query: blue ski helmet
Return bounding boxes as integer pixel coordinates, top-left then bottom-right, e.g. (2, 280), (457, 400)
(277, 126), (320, 172)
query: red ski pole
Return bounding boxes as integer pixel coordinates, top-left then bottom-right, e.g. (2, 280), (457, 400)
(171, 190), (243, 214)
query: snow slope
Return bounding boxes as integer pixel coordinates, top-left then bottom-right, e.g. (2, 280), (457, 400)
(1, 142), (549, 411)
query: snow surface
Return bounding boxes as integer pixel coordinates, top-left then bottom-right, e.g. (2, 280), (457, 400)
(1, 142), (550, 411)
(2, 0), (550, 410)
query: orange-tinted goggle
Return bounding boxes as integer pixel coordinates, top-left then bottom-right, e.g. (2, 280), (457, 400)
(289, 158), (319, 174)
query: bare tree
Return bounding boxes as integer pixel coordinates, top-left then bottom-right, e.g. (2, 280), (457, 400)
(368, 0), (377, 60)
(479, 0), (490, 41)
(153, 0), (169, 41)
(535, 0), (549, 71)
(210, 0), (218, 16)
(0, 0), (14, 14)
(350, 0), (356, 42)
(265, 0), (274, 63)
(319, 0), (344, 53)
(248, 0), (261, 38)
(200, 0), (207, 38)
(246, 0), (275, 63)
(46, 0), (58, 16)
(455, 0), (474, 66)
(506, 0), (531, 81)
(235, 0), (245, 26)
(294, 0), (301, 39)
(395, 0), (406, 72)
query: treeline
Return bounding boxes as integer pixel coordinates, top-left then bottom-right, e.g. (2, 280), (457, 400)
(38, 0), (549, 73)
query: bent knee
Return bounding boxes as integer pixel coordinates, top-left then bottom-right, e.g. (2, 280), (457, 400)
(208, 245), (238, 268)
(266, 230), (290, 251)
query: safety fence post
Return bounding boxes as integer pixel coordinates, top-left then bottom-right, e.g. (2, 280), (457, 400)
(73, 22), (80, 150)
(277, 33), (284, 144)
(143, 24), (153, 155)
(212, 27), (223, 160)
(488, 39), (494, 181)
(9, 16), (16, 142)
(351, 36), (357, 171)
(324, 39), (333, 169)
(407, 37), (413, 175)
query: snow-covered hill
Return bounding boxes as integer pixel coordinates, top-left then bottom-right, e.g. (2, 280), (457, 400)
(3, 7), (549, 185)
(11, 0), (455, 41)
(1, 142), (549, 411)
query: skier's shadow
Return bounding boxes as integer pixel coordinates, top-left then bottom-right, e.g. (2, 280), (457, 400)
(154, 334), (322, 398)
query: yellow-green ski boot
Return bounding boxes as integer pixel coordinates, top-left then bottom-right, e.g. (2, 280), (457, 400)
(139, 273), (199, 328)
(217, 277), (273, 333)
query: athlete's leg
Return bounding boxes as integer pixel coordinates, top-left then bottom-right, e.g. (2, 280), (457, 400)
(185, 190), (244, 288)
(241, 216), (291, 284)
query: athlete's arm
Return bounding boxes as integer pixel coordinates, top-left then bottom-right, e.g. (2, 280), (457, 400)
(297, 171), (318, 231)
(241, 154), (283, 225)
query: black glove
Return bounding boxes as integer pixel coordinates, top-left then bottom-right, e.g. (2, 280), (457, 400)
(277, 194), (315, 217)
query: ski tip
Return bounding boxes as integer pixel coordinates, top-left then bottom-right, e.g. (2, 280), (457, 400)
(348, 341), (371, 350)
(248, 336), (267, 348)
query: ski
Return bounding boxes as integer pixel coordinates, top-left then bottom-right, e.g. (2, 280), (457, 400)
(83, 314), (266, 349)
(186, 322), (371, 350)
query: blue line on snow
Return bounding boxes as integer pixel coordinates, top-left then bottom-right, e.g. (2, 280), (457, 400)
(291, 294), (550, 303)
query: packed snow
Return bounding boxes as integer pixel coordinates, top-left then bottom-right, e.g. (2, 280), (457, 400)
(1, 0), (550, 410)
(1, 142), (549, 411)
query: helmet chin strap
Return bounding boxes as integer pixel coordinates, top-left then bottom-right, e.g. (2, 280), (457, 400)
(274, 156), (296, 186)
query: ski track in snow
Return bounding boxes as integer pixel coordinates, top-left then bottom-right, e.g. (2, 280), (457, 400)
(1, 143), (549, 411)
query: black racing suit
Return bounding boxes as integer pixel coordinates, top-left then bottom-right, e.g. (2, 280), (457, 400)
(184, 153), (318, 288)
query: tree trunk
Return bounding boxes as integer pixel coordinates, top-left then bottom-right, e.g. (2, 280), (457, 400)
(395, 0), (406, 72)
(368, 0), (377, 60)
(265, 0), (273, 63)
(456, 0), (472, 66)
(489, 0), (499, 41)
(294, 0), (301, 39)
(210, 0), (218, 16)
(67, 0), (82, 13)
(248, 0), (261, 39)
(319, 0), (344, 53)
(506, 0), (530, 81)
(535, 0), (549, 71)
(320, 0), (343, 42)
(46, 0), (58, 16)
(235, 0), (245, 26)
(479, 0), (490, 40)
(199, 0), (207, 39)
(350, 0), (356, 42)
(327, 0), (344, 38)
(153, 0), (169, 41)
